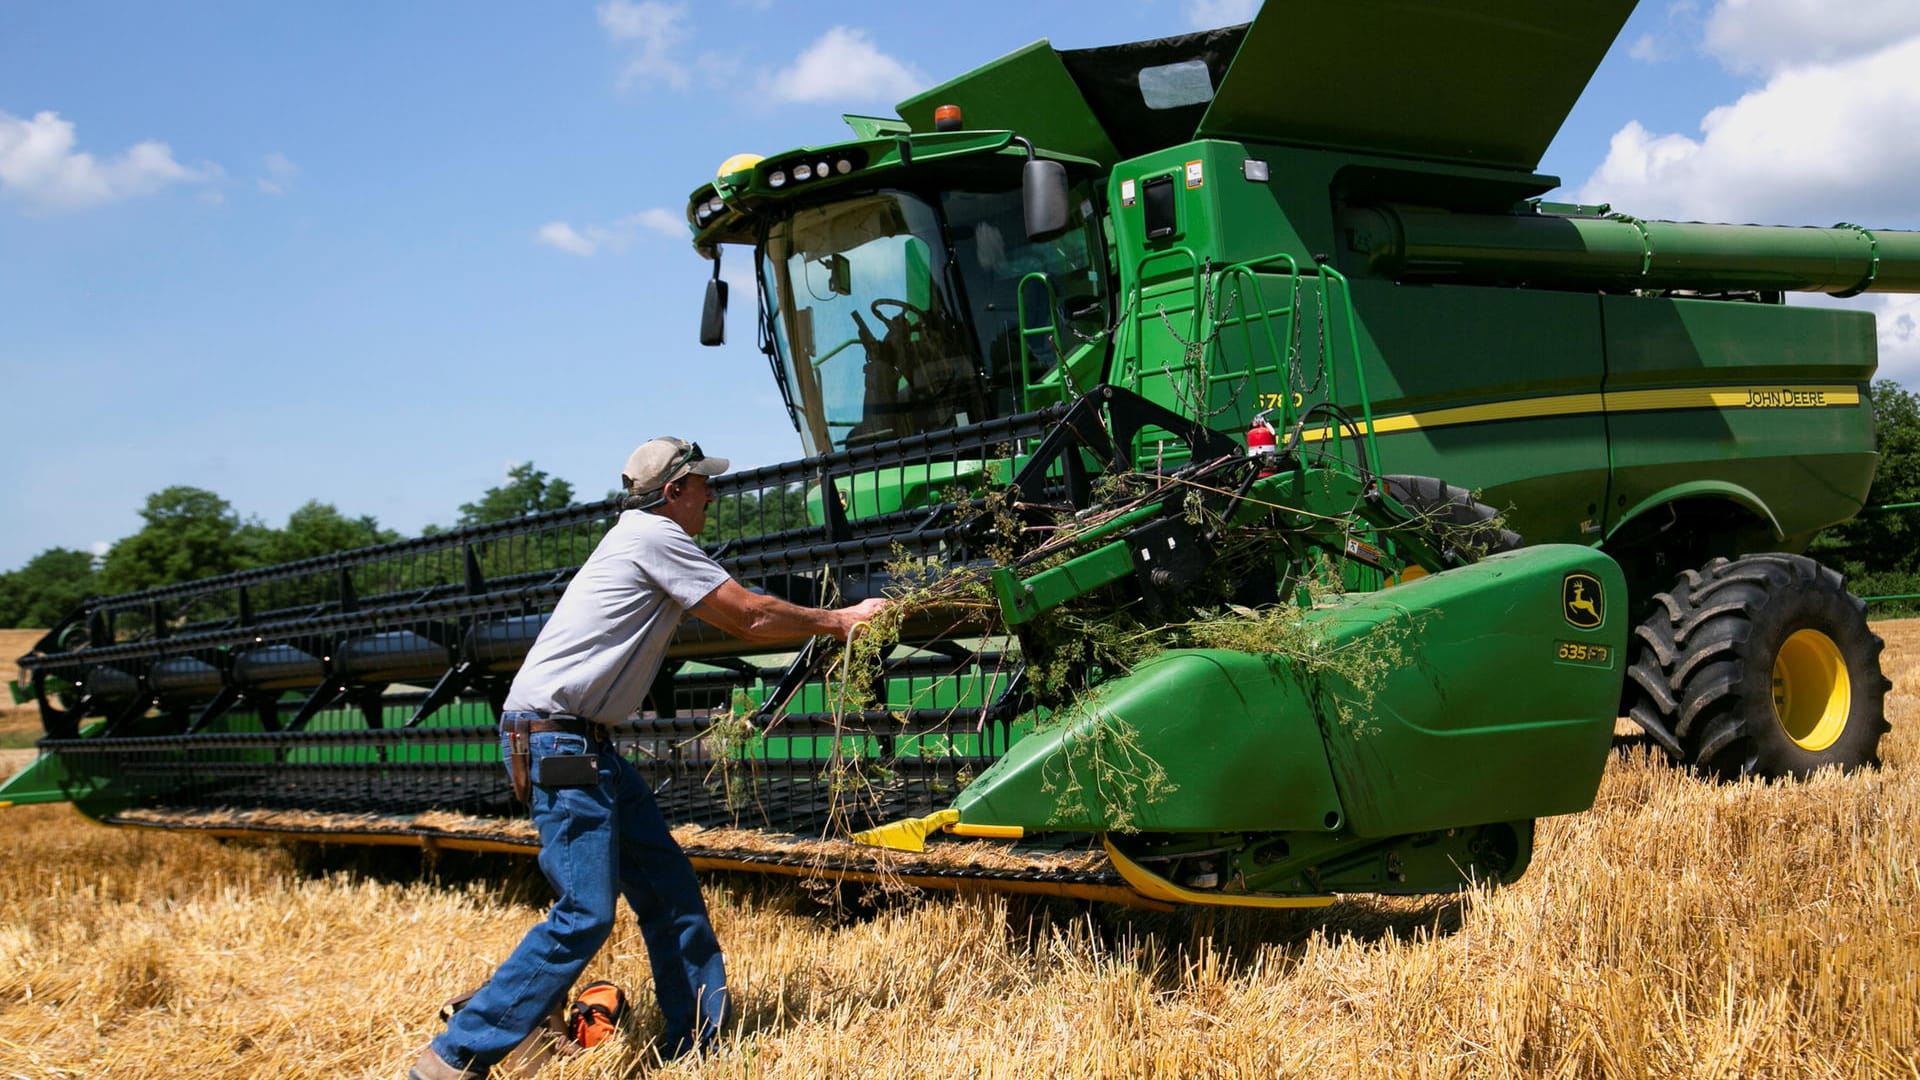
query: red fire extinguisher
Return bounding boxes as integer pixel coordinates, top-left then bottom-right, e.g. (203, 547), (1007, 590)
(1247, 411), (1278, 477)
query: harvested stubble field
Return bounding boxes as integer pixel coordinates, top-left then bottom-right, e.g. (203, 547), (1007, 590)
(1, 624), (1916, 1079)
(1, 629), (45, 757)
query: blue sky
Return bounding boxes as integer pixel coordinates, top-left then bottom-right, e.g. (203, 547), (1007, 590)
(3, 0), (1917, 572)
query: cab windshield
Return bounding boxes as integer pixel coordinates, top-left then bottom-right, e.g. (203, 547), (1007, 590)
(760, 186), (1105, 455)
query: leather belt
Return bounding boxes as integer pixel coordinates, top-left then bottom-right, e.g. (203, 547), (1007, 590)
(517, 715), (597, 737)
(500, 711), (610, 737)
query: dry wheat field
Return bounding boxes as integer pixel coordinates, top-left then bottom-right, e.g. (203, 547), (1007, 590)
(1, 623), (1915, 1079)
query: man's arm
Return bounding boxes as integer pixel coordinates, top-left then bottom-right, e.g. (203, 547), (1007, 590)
(693, 580), (889, 643)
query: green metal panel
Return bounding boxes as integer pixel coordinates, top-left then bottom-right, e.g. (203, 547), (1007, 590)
(803, 459), (1000, 521)
(1103, 143), (1325, 431)
(956, 544), (1624, 836)
(1198, 0), (1634, 170)
(1600, 296), (1879, 544)
(1335, 280), (1612, 546)
(0, 752), (74, 806)
(842, 114), (910, 139)
(953, 648), (1348, 833)
(897, 41), (1119, 165)
(1312, 544), (1626, 836)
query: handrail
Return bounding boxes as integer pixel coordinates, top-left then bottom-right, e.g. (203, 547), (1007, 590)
(1124, 247), (1206, 396)
(1012, 270), (1055, 413)
(1207, 257), (1301, 428)
(1115, 245), (1380, 476)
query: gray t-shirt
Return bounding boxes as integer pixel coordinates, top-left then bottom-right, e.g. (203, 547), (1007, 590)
(503, 510), (730, 724)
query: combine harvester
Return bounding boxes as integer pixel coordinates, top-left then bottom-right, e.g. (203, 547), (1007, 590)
(5, 0), (1908, 910)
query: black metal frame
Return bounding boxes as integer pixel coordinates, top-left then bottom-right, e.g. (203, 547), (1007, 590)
(22, 387), (1228, 836)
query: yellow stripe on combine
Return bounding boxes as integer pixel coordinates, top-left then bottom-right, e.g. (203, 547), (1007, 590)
(1298, 384), (1859, 442)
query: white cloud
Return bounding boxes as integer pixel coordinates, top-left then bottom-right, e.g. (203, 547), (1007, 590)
(760, 27), (925, 106)
(1625, 1), (1705, 65)
(1577, 10), (1920, 390)
(598, 0), (691, 90)
(0, 109), (219, 212)
(535, 208), (686, 256)
(1185, 0), (1260, 29)
(630, 208), (685, 238)
(257, 151), (298, 195)
(537, 221), (601, 256)
(1869, 295), (1920, 386)
(1574, 36), (1920, 226)
(1703, 0), (1920, 74)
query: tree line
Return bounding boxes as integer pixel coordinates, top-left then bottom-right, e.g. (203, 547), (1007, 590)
(1809, 379), (1920, 613)
(3, 380), (1916, 629)
(0, 460), (814, 630)
(0, 463), (578, 629)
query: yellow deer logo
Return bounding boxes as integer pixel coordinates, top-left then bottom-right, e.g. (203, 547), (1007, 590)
(1563, 573), (1604, 629)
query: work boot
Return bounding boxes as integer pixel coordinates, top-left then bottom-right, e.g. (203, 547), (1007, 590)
(408, 1045), (481, 1080)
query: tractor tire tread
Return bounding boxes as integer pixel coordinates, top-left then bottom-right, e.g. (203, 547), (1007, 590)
(1620, 552), (1889, 780)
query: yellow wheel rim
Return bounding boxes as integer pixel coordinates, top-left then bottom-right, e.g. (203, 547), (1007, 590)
(1772, 629), (1851, 752)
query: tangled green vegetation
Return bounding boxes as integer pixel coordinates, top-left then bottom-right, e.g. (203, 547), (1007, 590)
(694, 462), (1467, 836)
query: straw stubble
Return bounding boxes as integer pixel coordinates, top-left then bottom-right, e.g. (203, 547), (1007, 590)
(1, 621), (1915, 1078)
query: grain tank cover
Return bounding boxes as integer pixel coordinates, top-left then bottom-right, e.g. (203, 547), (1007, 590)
(898, 1), (1634, 170)
(1197, 0), (1636, 170)
(896, 27), (1253, 165)
(1053, 25), (1251, 161)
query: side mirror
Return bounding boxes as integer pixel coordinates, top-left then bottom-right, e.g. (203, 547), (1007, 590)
(699, 278), (728, 347)
(1023, 157), (1070, 240)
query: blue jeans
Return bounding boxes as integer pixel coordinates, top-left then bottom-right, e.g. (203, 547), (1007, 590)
(431, 715), (729, 1071)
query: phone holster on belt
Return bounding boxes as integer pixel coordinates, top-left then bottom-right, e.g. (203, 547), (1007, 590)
(532, 752), (601, 788)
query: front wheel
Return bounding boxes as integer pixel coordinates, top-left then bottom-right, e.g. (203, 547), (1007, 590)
(1624, 553), (1891, 779)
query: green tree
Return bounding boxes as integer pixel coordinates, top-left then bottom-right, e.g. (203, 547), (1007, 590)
(1812, 379), (1920, 609)
(258, 500), (401, 564)
(456, 463), (577, 526)
(0, 547), (97, 628)
(96, 486), (250, 594)
(703, 485), (810, 546)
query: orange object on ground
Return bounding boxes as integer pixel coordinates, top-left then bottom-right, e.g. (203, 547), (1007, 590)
(569, 981), (628, 1048)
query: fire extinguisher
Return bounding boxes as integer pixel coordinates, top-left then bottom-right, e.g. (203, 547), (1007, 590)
(1247, 410), (1278, 477)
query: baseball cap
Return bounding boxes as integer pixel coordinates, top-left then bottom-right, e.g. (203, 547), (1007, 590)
(622, 437), (730, 494)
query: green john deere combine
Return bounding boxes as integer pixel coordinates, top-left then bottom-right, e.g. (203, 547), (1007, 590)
(4, 0), (1908, 909)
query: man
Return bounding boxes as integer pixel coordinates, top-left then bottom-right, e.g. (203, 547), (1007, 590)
(411, 436), (888, 1080)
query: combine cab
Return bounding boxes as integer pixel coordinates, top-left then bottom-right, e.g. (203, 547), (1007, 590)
(6, 0), (1908, 908)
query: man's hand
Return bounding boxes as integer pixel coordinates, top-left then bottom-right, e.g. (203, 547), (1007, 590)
(833, 597), (891, 641)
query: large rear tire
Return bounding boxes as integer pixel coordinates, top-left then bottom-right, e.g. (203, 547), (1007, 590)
(1624, 553), (1890, 779)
